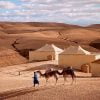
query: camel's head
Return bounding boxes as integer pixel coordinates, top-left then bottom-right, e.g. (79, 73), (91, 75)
(35, 70), (44, 77)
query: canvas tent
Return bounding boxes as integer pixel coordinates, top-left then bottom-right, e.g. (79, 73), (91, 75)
(29, 44), (63, 61)
(89, 59), (100, 76)
(58, 46), (96, 69)
(92, 53), (100, 60)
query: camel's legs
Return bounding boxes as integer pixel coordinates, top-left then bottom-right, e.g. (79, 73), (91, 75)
(71, 77), (74, 85)
(46, 78), (49, 84)
(54, 74), (58, 85)
(71, 75), (76, 85)
(63, 76), (67, 85)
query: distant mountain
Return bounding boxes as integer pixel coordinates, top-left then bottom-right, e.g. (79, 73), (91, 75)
(84, 24), (100, 32)
(87, 24), (100, 28)
(0, 22), (80, 28)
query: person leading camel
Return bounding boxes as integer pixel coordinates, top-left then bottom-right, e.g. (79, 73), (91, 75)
(32, 72), (39, 87)
(36, 70), (58, 85)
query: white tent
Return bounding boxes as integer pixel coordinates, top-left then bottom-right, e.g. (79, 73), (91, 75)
(36, 44), (62, 52)
(90, 59), (100, 76)
(58, 45), (95, 69)
(29, 44), (63, 61)
(62, 46), (91, 55)
(91, 53), (100, 60)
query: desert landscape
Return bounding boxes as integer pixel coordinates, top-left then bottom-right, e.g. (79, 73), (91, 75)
(0, 22), (100, 100)
(0, 22), (100, 66)
(0, 22), (100, 52)
(0, 0), (100, 99)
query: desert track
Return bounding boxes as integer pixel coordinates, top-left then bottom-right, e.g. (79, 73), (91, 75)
(0, 78), (100, 100)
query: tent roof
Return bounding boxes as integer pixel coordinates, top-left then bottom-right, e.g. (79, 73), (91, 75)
(92, 59), (100, 64)
(60, 46), (91, 55)
(35, 44), (63, 52)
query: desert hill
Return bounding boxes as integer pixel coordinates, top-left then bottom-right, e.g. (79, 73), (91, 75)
(0, 47), (27, 67)
(0, 22), (80, 28)
(84, 24), (100, 32)
(0, 22), (100, 63)
(0, 22), (99, 47)
(87, 24), (100, 29)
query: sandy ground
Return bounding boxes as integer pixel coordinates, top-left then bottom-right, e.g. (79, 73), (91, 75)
(0, 61), (100, 100)
(0, 61), (57, 92)
(0, 78), (100, 100)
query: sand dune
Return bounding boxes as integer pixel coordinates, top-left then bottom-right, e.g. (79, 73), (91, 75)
(86, 24), (100, 32)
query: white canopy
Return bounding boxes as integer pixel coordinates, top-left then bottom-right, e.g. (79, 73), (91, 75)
(36, 44), (63, 52)
(61, 46), (91, 55)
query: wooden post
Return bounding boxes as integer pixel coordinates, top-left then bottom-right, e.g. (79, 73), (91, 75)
(18, 71), (21, 75)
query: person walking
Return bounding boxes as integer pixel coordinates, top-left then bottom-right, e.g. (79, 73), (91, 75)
(32, 72), (39, 87)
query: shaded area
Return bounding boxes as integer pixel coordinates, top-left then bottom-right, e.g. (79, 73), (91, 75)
(0, 87), (38, 99)
(89, 39), (100, 50)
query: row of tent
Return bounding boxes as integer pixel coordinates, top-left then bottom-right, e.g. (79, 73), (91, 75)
(29, 44), (100, 76)
(29, 44), (99, 62)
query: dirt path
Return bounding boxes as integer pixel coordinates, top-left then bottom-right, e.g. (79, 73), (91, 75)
(0, 78), (100, 100)
(0, 60), (57, 76)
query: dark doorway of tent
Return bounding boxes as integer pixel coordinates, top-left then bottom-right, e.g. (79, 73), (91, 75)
(47, 55), (53, 60)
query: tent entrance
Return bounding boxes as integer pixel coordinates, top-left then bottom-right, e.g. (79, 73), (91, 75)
(81, 64), (91, 73)
(47, 55), (53, 60)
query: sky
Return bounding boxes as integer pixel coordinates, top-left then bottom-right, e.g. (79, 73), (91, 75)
(0, 0), (100, 25)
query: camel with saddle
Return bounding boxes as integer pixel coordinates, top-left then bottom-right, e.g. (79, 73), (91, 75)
(36, 66), (76, 85)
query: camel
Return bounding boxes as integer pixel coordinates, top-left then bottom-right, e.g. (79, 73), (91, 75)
(36, 69), (58, 84)
(57, 67), (76, 84)
(36, 67), (76, 85)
